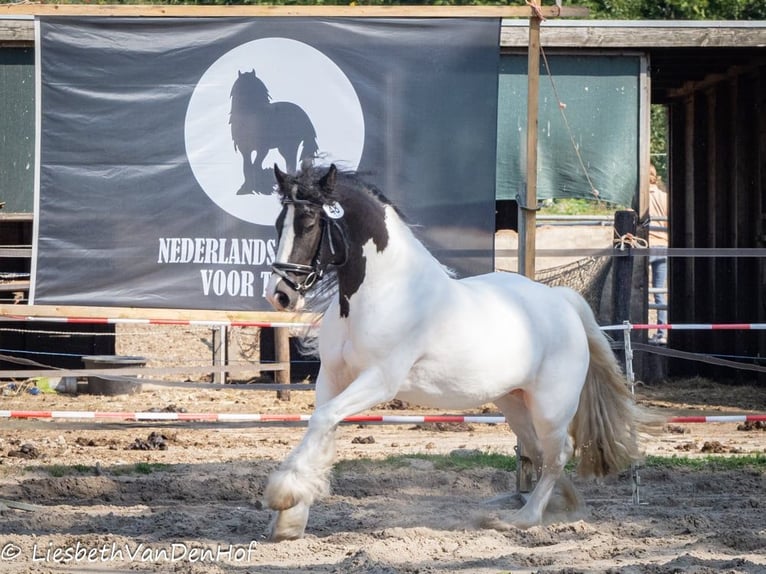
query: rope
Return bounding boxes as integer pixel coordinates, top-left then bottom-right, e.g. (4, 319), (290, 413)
(515, 193), (541, 212)
(0, 326), (183, 338)
(613, 230), (648, 250)
(632, 342), (766, 375)
(525, 0), (546, 21)
(539, 45), (601, 200)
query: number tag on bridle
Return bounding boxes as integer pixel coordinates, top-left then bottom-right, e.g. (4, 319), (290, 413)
(322, 202), (344, 220)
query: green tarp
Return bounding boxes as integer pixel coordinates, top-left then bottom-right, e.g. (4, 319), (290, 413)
(497, 54), (641, 208)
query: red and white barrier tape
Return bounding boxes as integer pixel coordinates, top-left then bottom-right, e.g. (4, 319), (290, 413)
(666, 415), (766, 424)
(603, 323), (766, 331)
(2, 411), (765, 425)
(4, 314), (766, 332)
(0, 315), (316, 329)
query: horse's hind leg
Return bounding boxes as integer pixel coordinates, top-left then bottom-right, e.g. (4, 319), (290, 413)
(511, 424), (574, 528)
(494, 391), (543, 478)
(486, 391), (579, 529)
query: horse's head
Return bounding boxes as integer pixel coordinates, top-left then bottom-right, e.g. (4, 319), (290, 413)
(267, 164), (348, 311)
(230, 69), (271, 106)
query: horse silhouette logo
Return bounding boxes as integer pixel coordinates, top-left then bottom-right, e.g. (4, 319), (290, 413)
(229, 70), (319, 195)
(185, 37), (364, 226)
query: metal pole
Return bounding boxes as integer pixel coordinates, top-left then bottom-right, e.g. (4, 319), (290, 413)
(622, 321), (644, 505)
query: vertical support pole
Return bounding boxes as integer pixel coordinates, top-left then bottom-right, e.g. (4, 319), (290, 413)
(683, 95), (697, 365)
(623, 324), (639, 505)
(212, 325), (228, 384)
(516, 11), (541, 496)
(622, 322), (643, 505)
(275, 327), (291, 401)
(612, 210), (637, 364)
(518, 14), (540, 280)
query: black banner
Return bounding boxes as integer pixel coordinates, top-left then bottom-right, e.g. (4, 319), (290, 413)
(33, 17), (500, 310)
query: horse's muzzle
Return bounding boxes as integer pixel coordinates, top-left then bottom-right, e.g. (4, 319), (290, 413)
(266, 275), (304, 312)
(271, 290), (292, 311)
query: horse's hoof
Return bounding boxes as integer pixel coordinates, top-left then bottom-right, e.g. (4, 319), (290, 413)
(236, 185), (255, 195)
(268, 519), (304, 542)
(267, 503), (310, 542)
(475, 512), (515, 532)
(476, 509), (540, 531)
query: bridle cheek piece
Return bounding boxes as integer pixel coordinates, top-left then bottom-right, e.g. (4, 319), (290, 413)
(271, 202), (348, 295)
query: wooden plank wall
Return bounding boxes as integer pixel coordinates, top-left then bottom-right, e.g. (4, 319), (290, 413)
(668, 62), (766, 382)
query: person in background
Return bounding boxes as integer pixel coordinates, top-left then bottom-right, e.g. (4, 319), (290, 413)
(647, 163), (668, 344)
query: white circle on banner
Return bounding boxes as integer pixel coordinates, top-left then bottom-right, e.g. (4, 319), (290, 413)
(184, 38), (365, 226)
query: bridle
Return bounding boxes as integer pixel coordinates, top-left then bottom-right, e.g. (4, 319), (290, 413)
(271, 198), (348, 295)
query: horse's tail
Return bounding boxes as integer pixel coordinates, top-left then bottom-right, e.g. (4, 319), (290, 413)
(556, 287), (657, 478)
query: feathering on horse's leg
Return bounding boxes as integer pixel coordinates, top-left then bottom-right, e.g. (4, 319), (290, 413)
(494, 390), (543, 471)
(265, 367), (397, 540)
(476, 391), (541, 526)
(267, 501), (310, 542)
(265, 367), (343, 541)
(484, 422), (574, 531)
(493, 390), (582, 518)
(480, 365), (585, 530)
(493, 390), (543, 491)
(515, 428), (573, 529)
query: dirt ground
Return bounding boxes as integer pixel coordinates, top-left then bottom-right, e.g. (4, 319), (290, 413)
(1, 225), (764, 573)
(0, 376), (764, 574)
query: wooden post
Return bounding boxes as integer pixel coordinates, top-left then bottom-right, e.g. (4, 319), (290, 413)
(612, 210), (637, 363)
(516, 11), (541, 496)
(211, 325), (227, 384)
(518, 14), (540, 281)
(275, 327), (291, 401)
(613, 210), (637, 321)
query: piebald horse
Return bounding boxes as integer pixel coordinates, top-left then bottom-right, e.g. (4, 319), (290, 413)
(264, 164), (646, 541)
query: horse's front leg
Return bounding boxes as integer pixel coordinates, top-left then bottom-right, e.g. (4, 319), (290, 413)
(265, 367), (396, 541)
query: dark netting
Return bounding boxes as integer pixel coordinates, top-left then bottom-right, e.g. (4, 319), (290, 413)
(535, 256), (613, 321)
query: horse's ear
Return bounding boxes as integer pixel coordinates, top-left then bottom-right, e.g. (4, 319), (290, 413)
(318, 164), (337, 196)
(274, 164), (288, 190)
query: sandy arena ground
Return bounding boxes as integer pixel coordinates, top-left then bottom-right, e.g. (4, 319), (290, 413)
(0, 377), (764, 574)
(1, 226), (764, 573)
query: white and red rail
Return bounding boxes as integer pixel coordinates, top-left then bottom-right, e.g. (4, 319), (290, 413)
(2, 411), (764, 425)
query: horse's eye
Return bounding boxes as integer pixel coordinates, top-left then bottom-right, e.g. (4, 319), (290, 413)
(298, 213), (318, 232)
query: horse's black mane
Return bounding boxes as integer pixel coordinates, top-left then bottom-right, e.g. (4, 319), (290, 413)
(283, 165), (406, 221)
(279, 165), (410, 351)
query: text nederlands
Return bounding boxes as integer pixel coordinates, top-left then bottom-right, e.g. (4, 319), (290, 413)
(158, 237), (276, 298)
